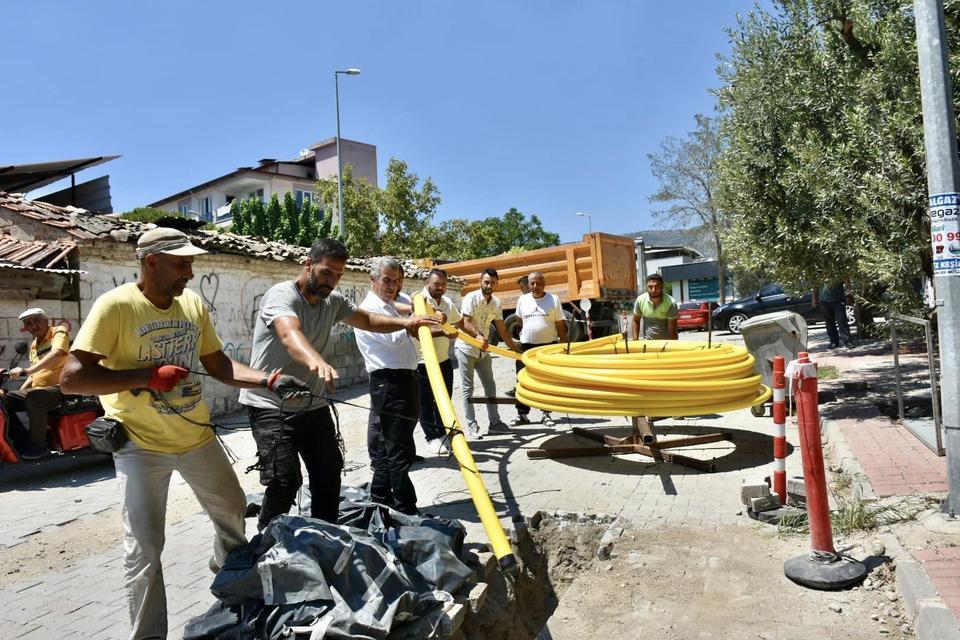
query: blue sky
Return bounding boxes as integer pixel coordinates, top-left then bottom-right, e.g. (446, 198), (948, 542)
(3, 1), (758, 243)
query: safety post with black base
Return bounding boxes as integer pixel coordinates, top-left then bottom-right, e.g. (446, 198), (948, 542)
(783, 352), (867, 589)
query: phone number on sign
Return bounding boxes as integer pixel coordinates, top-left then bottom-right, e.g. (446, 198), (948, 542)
(932, 231), (960, 242)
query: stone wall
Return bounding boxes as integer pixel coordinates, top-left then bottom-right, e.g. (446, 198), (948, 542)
(0, 237), (462, 416)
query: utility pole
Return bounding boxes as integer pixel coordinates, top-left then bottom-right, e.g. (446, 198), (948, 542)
(914, 0), (960, 515)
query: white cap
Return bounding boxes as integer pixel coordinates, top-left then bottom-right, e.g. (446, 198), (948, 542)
(18, 308), (45, 321)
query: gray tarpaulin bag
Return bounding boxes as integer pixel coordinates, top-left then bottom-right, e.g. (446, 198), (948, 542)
(183, 492), (473, 640)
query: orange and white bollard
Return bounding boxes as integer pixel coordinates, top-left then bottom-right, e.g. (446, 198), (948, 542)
(771, 355), (787, 505)
(783, 352), (866, 590)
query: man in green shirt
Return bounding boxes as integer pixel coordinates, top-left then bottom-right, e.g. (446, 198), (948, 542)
(632, 274), (678, 340)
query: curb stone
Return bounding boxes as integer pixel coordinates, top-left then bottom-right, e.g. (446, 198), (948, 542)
(821, 418), (877, 500)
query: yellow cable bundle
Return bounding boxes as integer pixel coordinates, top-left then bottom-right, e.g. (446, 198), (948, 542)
(514, 335), (771, 417)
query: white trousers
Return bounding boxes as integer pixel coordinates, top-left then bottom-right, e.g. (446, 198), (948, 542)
(113, 437), (247, 640)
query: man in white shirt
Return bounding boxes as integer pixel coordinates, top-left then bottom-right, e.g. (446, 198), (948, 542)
(416, 269), (463, 454)
(512, 271), (567, 427)
(455, 268), (520, 439)
(355, 257), (439, 514)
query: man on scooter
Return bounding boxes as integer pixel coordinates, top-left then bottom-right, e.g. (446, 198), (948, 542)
(4, 308), (69, 460)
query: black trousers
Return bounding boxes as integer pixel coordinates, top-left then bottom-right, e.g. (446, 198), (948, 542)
(248, 405), (343, 529)
(515, 342), (553, 416)
(367, 368), (419, 514)
(820, 301), (852, 347)
(417, 360), (453, 441)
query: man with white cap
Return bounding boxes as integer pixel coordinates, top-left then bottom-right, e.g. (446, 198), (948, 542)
(3, 307), (70, 459)
(61, 226), (308, 640)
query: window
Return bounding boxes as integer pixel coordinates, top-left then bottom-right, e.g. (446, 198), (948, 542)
(295, 189), (314, 208)
(177, 199), (191, 215)
(225, 195), (236, 204)
(247, 188), (264, 202)
(199, 196), (213, 222)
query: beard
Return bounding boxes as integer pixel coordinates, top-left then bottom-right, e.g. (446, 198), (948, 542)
(305, 273), (333, 298)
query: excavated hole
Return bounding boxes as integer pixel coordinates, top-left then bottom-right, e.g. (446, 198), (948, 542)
(460, 511), (616, 640)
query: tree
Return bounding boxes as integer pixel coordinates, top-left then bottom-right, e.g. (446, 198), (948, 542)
(316, 163), (381, 256)
(714, 0), (938, 315)
(425, 208), (560, 261)
(229, 199), (249, 235)
(121, 207), (182, 223)
(648, 115), (729, 302)
(378, 159), (441, 257)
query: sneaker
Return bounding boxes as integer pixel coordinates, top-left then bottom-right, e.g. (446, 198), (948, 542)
(466, 423), (483, 440)
(489, 420), (513, 433)
(427, 438), (450, 455)
(507, 415), (530, 428)
(505, 388), (517, 398)
(542, 413), (557, 427)
(20, 445), (49, 461)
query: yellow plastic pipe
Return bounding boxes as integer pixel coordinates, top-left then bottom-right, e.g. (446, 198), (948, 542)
(413, 294), (516, 572)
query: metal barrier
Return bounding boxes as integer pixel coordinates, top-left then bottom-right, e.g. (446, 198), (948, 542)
(888, 312), (943, 455)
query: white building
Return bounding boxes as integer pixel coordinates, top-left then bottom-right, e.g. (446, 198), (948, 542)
(148, 138), (377, 226)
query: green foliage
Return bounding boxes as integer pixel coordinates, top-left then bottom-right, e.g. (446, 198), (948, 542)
(228, 192), (333, 247)
(714, 0), (936, 316)
(649, 115), (729, 302)
(229, 200), (249, 235)
(121, 207), (181, 223)
(426, 208), (561, 261)
(314, 157), (559, 260)
(316, 163), (382, 256)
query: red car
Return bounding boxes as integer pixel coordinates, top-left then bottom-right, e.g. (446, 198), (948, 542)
(677, 301), (717, 331)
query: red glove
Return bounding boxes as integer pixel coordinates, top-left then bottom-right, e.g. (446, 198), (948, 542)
(148, 365), (189, 392)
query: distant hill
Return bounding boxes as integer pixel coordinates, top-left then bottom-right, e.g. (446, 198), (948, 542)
(622, 226), (715, 259)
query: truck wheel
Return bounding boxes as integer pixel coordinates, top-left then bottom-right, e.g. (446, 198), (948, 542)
(727, 312), (749, 334)
(564, 310), (584, 342)
(487, 321), (500, 346)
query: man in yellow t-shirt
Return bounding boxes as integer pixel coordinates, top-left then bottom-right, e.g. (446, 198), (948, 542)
(60, 227), (308, 640)
(4, 308), (70, 459)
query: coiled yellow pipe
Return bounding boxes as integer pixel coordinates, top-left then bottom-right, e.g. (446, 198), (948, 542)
(412, 294), (516, 572)
(441, 323), (769, 417)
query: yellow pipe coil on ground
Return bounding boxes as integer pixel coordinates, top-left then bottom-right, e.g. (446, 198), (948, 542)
(515, 335), (771, 416)
(442, 325), (769, 417)
(412, 294), (516, 572)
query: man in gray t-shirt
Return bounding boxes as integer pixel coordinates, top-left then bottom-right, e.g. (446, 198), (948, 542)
(238, 239), (439, 530)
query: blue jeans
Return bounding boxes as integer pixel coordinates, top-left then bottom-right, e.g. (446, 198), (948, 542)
(455, 349), (501, 428)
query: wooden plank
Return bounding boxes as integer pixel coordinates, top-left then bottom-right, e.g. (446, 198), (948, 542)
(650, 432), (733, 450)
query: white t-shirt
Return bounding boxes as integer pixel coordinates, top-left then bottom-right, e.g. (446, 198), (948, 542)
(516, 292), (562, 345)
(354, 291), (419, 372)
(417, 287), (462, 364)
(456, 290), (502, 359)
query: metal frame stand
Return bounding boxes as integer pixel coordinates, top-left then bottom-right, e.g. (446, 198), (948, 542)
(526, 416), (732, 473)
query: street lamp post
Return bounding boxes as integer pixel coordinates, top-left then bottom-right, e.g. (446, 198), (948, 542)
(576, 211), (593, 235)
(335, 68), (361, 235)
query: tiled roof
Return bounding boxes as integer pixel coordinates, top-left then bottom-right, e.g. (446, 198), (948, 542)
(0, 234), (79, 270)
(0, 192), (439, 279)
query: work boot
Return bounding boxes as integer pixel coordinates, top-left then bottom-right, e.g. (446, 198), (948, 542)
(489, 420), (513, 433)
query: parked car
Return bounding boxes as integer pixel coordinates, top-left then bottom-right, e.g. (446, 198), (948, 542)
(712, 284), (855, 334)
(677, 300), (717, 331)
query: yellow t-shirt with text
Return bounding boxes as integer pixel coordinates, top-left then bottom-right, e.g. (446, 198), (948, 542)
(29, 325), (70, 387)
(71, 283), (223, 453)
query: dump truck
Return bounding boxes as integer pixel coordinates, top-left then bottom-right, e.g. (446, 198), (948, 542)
(435, 232), (639, 342)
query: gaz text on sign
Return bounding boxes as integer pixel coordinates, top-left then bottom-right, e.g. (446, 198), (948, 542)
(929, 192), (960, 276)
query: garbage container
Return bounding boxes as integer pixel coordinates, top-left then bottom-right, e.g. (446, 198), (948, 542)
(739, 311), (808, 417)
